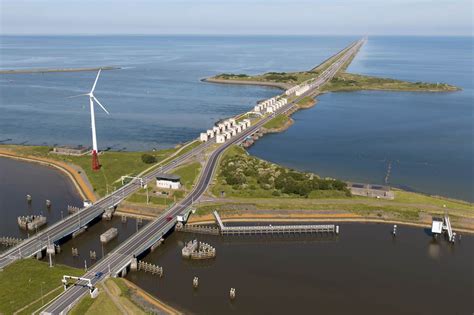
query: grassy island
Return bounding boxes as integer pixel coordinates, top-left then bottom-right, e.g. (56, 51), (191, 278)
(209, 70), (459, 93)
(199, 145), (474, 231)
(321, 72), (460, 92)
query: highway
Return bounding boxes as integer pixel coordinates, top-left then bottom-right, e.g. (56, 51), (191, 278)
(35, 37), (365, 314)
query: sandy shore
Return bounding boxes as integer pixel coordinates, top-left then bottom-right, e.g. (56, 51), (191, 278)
(0, 150), (96, 202)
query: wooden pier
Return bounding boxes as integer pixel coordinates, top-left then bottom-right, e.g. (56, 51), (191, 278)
(213, 211), (339, 236)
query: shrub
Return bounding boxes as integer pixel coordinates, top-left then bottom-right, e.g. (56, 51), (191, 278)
(141, 153), (157, 164)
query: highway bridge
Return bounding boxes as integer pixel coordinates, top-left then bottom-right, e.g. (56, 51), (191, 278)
(6, 38), (365, 314)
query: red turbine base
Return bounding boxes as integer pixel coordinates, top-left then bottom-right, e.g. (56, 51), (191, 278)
(92, 150), (101, 171)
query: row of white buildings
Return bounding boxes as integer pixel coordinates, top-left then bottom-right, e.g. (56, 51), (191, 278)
(285, 83), (310, 96)
(264, 98), (288, 114)
(200, 118), (251, 143)
(254, 97), (288, 113)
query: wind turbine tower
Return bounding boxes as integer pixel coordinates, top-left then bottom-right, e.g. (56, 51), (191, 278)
(70, 69), (110, 170)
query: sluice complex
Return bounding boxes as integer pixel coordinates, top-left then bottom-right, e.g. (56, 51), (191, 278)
(0, 38), (366, 315)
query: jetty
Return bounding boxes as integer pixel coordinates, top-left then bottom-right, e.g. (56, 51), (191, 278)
(17, 215), (47, 231)
(182, 239), (216, 260)
(0, 237), (23, 247)
(100, 228), (118, 243)
(213, 211), (339, 236)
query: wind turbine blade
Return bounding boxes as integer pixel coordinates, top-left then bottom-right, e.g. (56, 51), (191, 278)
(91, 69), (102, 93)
(93, 96), (110, 115)
(66, 93), (88, 99)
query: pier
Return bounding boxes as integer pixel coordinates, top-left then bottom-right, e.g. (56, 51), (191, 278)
(213, 211), (339, 235)
(0, 236), (23, 247)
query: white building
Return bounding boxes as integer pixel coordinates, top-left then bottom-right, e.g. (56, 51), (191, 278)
(218, 123), (226, 132)
(230, 128), (237, 136)
(200, 133), (208, 142)
(156, 173), (181, 190)
(235, 125), (242, 133)
(266, 106), (274, 114)
(224, 131), (232, 139)
(213, 126), (220, 135)
(228, 118), (236, 127)
(242, 119), (251, 128)
(216, 134), (226, 143)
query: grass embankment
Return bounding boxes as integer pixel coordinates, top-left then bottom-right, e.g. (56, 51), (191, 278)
(71, 278), (181, 315)
(263, 114), (292, 130)
(126, 161), (202, 207)
(0, 259), (82, 315)
(0, 144), (188, 197)
(213, 70), (320, 85)
(204, 146), (473, 229)
(211, 146), (349, 199)
(322, 72), (460, 92)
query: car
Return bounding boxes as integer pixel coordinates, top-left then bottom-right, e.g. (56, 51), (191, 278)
(166, 216), (173, 222)
(95, 272), (104, 278)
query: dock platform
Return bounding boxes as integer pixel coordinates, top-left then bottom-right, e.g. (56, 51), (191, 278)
(212, 211), (338, 236)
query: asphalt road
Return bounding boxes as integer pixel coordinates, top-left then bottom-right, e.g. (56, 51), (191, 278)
(37, 38), (365, 314)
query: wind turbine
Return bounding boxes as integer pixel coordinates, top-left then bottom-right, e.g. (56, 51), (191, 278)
(69, 69), (110, 171)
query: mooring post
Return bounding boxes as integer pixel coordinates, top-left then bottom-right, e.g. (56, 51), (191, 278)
(392, 225), (397, 236)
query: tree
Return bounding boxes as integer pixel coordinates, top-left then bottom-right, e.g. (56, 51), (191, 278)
(141, 153), (157, 164)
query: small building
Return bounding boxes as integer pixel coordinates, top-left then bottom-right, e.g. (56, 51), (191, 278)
(52, 145), (89, 156)
(200, 133), (208, 142)
(431, 217), (443, 234)
(243, 119), (251, 128)
(218, 123), (226, 132)
(213, 126), (220, 135)
(224, 131), (232, 139)
(228, 118), (236, 127)
(224, 121), (231, 129)
(229, 128), (237, 136)
(266, 106), (274, 114)
(206, 129), (215, 138)
(216, 134), (226, 143)
(156, 173), (181, 190)
(235, 125), (242, 133)
(239, 122), (247, 130)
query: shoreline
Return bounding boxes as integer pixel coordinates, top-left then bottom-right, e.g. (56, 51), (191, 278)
(202, 77), (289, 90)
(122, 278), (183, 315)
(0, 151), (96, 202)
(188, 212), (474, 234)
(0, 66), (120, 74)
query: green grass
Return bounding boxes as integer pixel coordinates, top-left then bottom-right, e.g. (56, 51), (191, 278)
(171, 162), (202, 190)
(322, 72), (460, 92)
(214, 70), (319, 85)
(0, 259), (82, 315)
(296, 96), (315, 107)
(2, 145), (178, 197)
(263, 114), (290, 130)
(211, 145), (348, 199)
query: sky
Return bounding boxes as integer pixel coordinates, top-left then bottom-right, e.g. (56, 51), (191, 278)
(0, 0), (472, 36)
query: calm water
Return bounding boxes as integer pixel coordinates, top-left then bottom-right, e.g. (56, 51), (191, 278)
(128, 224), (473, 315)
(1, 35), (472, 199)
(249, 36), (474, 201)
(0, 35), (355, 150)
(0, 157), (82, 242)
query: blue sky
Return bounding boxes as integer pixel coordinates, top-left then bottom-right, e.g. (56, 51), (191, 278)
(1, 0), (472, 35)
